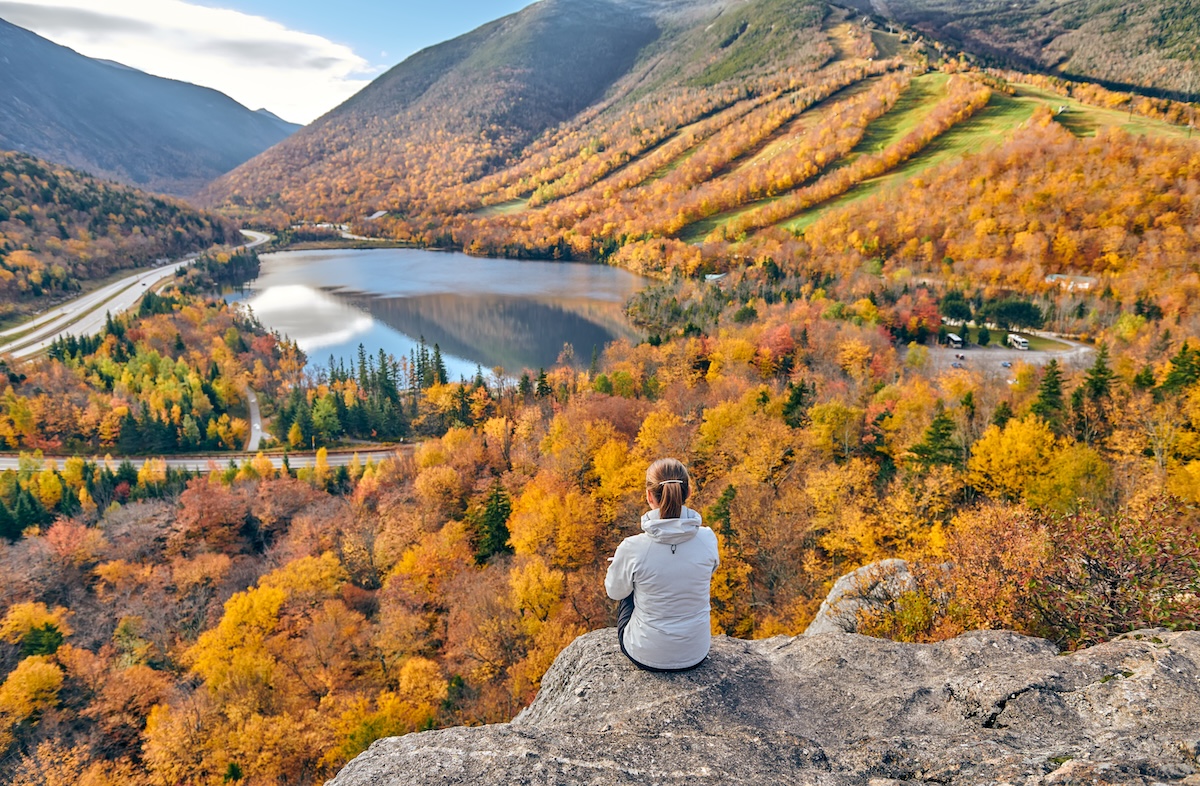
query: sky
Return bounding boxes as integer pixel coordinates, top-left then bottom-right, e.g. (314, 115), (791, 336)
(0, 0), (537, 124)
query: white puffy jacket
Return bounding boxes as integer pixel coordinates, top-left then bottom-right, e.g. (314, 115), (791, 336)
(604, 506), (720, 670)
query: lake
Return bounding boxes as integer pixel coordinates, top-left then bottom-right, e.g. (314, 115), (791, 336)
(233, 248), (647, 379)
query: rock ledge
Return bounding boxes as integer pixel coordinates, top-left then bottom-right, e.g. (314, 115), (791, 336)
(329, 628), (1200, 785)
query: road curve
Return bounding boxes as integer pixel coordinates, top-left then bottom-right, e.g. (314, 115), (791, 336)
(0, 230), (272, 361)
(245, 388), (265, 452)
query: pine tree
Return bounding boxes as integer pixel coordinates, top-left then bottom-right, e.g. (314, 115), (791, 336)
(1031, 359), (1066, 433)
(470, 485), (513, 564)
(782, 379), (815, 428)
(0, 502), (19, 541)
(708, 485), (738, 540)
(13, 492), (44, 531)
(910, 408), (960, 467)
(1083, 343), (1115, 401)
(1161, 340), (1200, 394)
(991, 400), (1014, 428)
(432, 344), (448, 385)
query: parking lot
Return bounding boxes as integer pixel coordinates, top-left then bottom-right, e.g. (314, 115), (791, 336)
(924, 337), (1096, 375)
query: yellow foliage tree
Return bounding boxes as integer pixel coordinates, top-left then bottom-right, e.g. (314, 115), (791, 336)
(185, 585), (287, 709)
(0, 656), (64, 745)
(968, 416), (1060, 503)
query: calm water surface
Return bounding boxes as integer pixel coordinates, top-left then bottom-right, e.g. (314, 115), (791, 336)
(235, 249), (647, 378)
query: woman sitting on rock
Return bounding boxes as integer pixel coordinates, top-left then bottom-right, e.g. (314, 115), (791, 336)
(605, 458), (720, 671)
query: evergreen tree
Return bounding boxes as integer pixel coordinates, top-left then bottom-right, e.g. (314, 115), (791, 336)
(13, 491), (45, 530)
(470, 485), (513, 564)
(707, 485), (738, 540)
(910, 408), (960, 468)
(977, 326), (991, 347)
(0, 502), (19, 542)
(991, 400), (1014, 428)
(782, 379), (816, 428)
(1084, 343), (1115, 400)
(535, 369), (552, 398)
(311, 396), (342, 444)
(1030, 359), (1066, 433)
(294, 400), (314, 447)
(1161, 340), (1200, 394)
(432, 344), (448, 385)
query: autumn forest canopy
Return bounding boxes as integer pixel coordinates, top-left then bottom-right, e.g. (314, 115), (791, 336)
(2, 0), (1200, 783)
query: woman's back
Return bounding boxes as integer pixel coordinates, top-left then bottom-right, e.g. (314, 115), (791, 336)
(605, 505), (719, 670)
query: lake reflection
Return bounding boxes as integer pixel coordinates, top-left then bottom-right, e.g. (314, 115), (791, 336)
(237, 249), (646, 377)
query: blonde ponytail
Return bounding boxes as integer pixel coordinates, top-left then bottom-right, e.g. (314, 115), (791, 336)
(646, 458), (690, 519)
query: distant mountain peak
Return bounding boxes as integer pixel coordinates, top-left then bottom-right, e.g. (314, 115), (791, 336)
(0, 17), (300, 196)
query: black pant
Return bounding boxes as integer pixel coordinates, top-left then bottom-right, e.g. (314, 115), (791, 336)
(616, 595), (704, 673)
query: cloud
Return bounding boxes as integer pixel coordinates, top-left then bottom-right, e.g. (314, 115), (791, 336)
(0, 0), (380, 123)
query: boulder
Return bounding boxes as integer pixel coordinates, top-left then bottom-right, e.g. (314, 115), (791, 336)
(328, 627), (1200, 785)
(803, 558), (916, 636)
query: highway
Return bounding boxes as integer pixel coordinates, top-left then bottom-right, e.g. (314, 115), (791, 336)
(0, 447), (409, 473)
(0, 230), (272, 360)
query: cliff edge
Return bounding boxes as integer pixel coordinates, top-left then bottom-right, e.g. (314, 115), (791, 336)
(329, 626), (1200, 785)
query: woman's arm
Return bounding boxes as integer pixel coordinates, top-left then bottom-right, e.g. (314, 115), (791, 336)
(604, 539), (635, 600)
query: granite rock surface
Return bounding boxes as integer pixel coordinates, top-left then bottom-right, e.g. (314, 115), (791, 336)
(328, 626), (1200, 785)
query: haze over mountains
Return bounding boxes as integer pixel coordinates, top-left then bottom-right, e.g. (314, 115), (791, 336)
(0, 17), (301, 196)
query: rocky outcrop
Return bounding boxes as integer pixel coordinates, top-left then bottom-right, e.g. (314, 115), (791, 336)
(329, 627), (1200, 785)
(803, 558), (916, 636)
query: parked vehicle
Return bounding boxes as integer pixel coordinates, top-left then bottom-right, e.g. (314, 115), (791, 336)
(1007, 334), (1029, 350)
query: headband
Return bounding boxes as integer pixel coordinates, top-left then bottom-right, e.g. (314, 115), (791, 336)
(658, 479), (684, 486)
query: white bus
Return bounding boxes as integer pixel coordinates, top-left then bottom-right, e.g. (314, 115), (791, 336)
(1007, 334), (1029, 350)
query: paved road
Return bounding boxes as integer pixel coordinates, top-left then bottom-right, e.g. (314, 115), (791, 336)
(0, 230), (271, 360)
(0, 447), (409, 473)
(245, 388), (265, 452)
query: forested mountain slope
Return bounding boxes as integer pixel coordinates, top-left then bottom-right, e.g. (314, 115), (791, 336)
(202, 0), (1198, 315)
(199, 0), (834, 221)
(0, 18), (300, 196)
(0, 151), (236, 320)
(841, 0), (1200, 98)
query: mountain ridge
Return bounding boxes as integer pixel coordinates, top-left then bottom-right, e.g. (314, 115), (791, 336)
(842, 0), (1200, 99)
(0, 17), (301, 196)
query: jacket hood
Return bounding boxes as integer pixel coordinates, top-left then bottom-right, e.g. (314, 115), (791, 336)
(640, 506), (703, 544)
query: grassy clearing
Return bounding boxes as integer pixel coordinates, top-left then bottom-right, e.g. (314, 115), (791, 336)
(870, 30), (904, 58)
(778, 82), (1196, 233)
(680, 72), (937, 242)
(825, 21), (860, 63)
(781, 88), (1039, 231)
(738, 77), (883, 171)
(675, 77), (889, 242)
(474, 198), (528, 217)
(1015, 84), (1196, 140)
(962, 326), (1070, 351)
